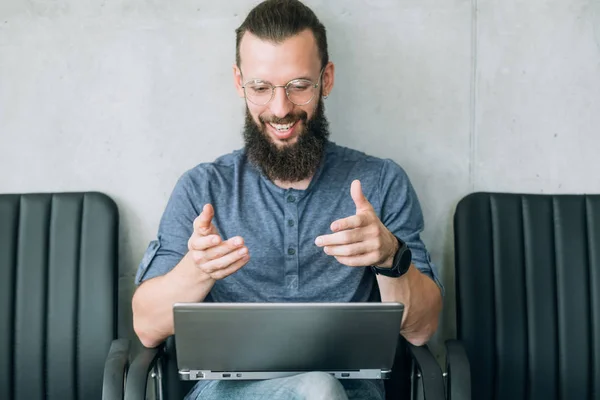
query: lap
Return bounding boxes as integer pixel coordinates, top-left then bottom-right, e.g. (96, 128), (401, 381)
(185, 372), (385, 400)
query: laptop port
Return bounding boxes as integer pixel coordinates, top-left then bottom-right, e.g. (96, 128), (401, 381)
(341, 373), (350, 377)
(190, 371), (204, 379)
(236, 373), (242, 378)
(222, 373), (231, 378)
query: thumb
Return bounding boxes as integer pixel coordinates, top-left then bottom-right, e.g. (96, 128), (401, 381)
(196, 204), (216, 233)
(351, 180), (373, 213)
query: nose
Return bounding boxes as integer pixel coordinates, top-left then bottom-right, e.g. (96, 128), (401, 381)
(268, 86), (294, 119)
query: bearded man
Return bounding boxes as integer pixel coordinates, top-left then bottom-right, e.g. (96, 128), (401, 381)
(132, 1), (443, 399)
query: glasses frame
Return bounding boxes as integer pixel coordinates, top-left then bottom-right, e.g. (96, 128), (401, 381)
(241, 68), (325, 106)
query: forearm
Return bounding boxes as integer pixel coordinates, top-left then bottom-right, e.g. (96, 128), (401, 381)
(132, 252), (215, 348)
(377, 265), (442, 346)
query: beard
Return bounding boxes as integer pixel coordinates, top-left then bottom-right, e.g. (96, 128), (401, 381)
(243, 97), (330, 182)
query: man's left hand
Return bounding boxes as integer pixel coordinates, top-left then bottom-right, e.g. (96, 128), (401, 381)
(315, 180), (399, 268)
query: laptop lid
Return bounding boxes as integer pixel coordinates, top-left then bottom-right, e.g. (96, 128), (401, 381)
(173, 302), (404, 380)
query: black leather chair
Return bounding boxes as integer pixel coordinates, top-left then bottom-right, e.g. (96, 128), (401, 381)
(124, 325), (446, 399)
(0, 192), (130, 400)
(446, 192), (600, 400)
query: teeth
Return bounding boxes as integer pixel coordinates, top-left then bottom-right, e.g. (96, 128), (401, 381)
(269, 122), (294, 131)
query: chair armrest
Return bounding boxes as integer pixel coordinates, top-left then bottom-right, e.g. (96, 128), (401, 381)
(445, 340), (471, 400)
(407, 343), (446, 400)
(124, 344), (165, 400)
(102, 338), (130, 400)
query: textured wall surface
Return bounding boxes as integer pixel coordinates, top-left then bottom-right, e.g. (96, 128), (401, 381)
(1, 0), (599, 361)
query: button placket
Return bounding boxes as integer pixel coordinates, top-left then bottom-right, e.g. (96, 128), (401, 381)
(284, 190), (299, 291)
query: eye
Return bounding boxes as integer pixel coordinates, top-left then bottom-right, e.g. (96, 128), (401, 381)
(288, 81), (312, 92)
(246, 84), (272, 96)
(248, 84), (271, 94)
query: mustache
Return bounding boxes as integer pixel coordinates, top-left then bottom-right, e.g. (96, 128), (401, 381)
(259, 111), (308, 126)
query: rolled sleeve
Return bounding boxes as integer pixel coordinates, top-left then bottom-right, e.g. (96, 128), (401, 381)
(378, 159), (444, 296)
(135, 172), (200, 286)
(135, 239), (160, 285)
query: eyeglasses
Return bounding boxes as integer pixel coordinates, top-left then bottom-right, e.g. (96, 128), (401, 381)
(241, 68), (324, 106)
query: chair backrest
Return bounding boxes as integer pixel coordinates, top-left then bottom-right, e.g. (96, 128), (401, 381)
(454, 192), (600, 400)
(0, 192), (119, 400)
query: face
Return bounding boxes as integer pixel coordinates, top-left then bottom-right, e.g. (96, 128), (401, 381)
(234, 29), (335, 181)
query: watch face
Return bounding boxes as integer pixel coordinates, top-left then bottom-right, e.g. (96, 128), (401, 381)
(394, 246), (412, 275)
(403, 248), (412, 270)
(371, 241), (411, 278)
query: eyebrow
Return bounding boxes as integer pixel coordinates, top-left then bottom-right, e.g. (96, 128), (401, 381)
(244, 74), (316, 84)
(293, 75), (314, 81)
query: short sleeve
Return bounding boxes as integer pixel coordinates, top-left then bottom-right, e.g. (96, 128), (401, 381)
(378, 159), (444, 296)
(135, 172), (200, 285)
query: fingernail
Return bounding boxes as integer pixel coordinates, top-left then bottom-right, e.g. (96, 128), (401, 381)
(233, 237), (243, 246)
(238, 247), (247, 255)
(315, 237), (322, 246)
(212, 236), (219, 244)
(331, 223), (338, 231)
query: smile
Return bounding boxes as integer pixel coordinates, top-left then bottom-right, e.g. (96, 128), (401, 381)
(267, 121), (299, 140)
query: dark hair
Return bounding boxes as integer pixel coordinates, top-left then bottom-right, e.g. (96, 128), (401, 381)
(235, 0), (329, 70)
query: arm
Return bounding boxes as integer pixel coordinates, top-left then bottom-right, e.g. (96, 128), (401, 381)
(377, 265), (442, 346)
(133, 204), (250, 348)
(132, 252), (214, 348)
(315, 178), (442, 346)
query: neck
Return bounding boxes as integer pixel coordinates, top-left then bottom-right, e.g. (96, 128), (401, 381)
(272, 177), (312, 190)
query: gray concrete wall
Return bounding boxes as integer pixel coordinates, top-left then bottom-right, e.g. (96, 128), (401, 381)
(1, 0), (599, 362)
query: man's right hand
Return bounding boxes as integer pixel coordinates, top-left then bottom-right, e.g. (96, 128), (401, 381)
(187, 204), (250, 280)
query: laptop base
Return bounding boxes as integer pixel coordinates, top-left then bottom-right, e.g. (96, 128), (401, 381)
(179, 369), (392, 381)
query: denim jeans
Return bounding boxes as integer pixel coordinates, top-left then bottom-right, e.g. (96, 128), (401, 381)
(185, 372), (385, 400)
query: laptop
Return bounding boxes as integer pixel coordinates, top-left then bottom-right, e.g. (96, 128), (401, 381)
(173, 302), (404, 381)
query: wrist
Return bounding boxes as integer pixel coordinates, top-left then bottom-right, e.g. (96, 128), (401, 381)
(371, 236), (411, 278)
(178, 252), (215, 285)
(379, 234), (400, 268)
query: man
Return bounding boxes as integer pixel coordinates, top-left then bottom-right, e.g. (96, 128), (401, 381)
(132, 0), (443, 399)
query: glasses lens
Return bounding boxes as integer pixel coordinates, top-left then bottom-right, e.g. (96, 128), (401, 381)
(286, 80), (316, 105)
(245, 82), (273, 105)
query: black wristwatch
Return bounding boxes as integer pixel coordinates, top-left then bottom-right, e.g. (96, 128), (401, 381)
(371, 236), (412, 278)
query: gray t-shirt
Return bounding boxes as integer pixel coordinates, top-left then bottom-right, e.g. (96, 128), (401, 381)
(135, 141), (443, 300)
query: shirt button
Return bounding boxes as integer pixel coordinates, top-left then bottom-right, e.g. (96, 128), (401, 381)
(287, 219), (295, 227)
(287, 248), (296, 256)
(287, 195), (296, 203)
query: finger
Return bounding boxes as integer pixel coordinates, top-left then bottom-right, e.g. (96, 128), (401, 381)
(188, 234), (222, 251)
(315, 229), (363, 247)
(209, 254), (251, 280)
(323, 241), (375, 257)
(201, 236), (245, 261)
(194, 204), (215, 235)
(330, 214), (365, 232)
(351, 180), (374, 213)
(334, 253), (376, 268)
(201, 245), (250, 274)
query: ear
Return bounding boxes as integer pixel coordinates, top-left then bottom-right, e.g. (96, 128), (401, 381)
(322, 61), (335, 97)
(233, 64), (245, 98)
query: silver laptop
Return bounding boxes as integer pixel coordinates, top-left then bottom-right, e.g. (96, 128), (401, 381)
(173, 302), (404, 381)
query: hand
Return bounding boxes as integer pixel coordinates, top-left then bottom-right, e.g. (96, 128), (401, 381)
(187, 204), (250, 280)
(315, 180), (398, 268)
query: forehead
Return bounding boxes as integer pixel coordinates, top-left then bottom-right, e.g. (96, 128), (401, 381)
(239, 29), (321, 82)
